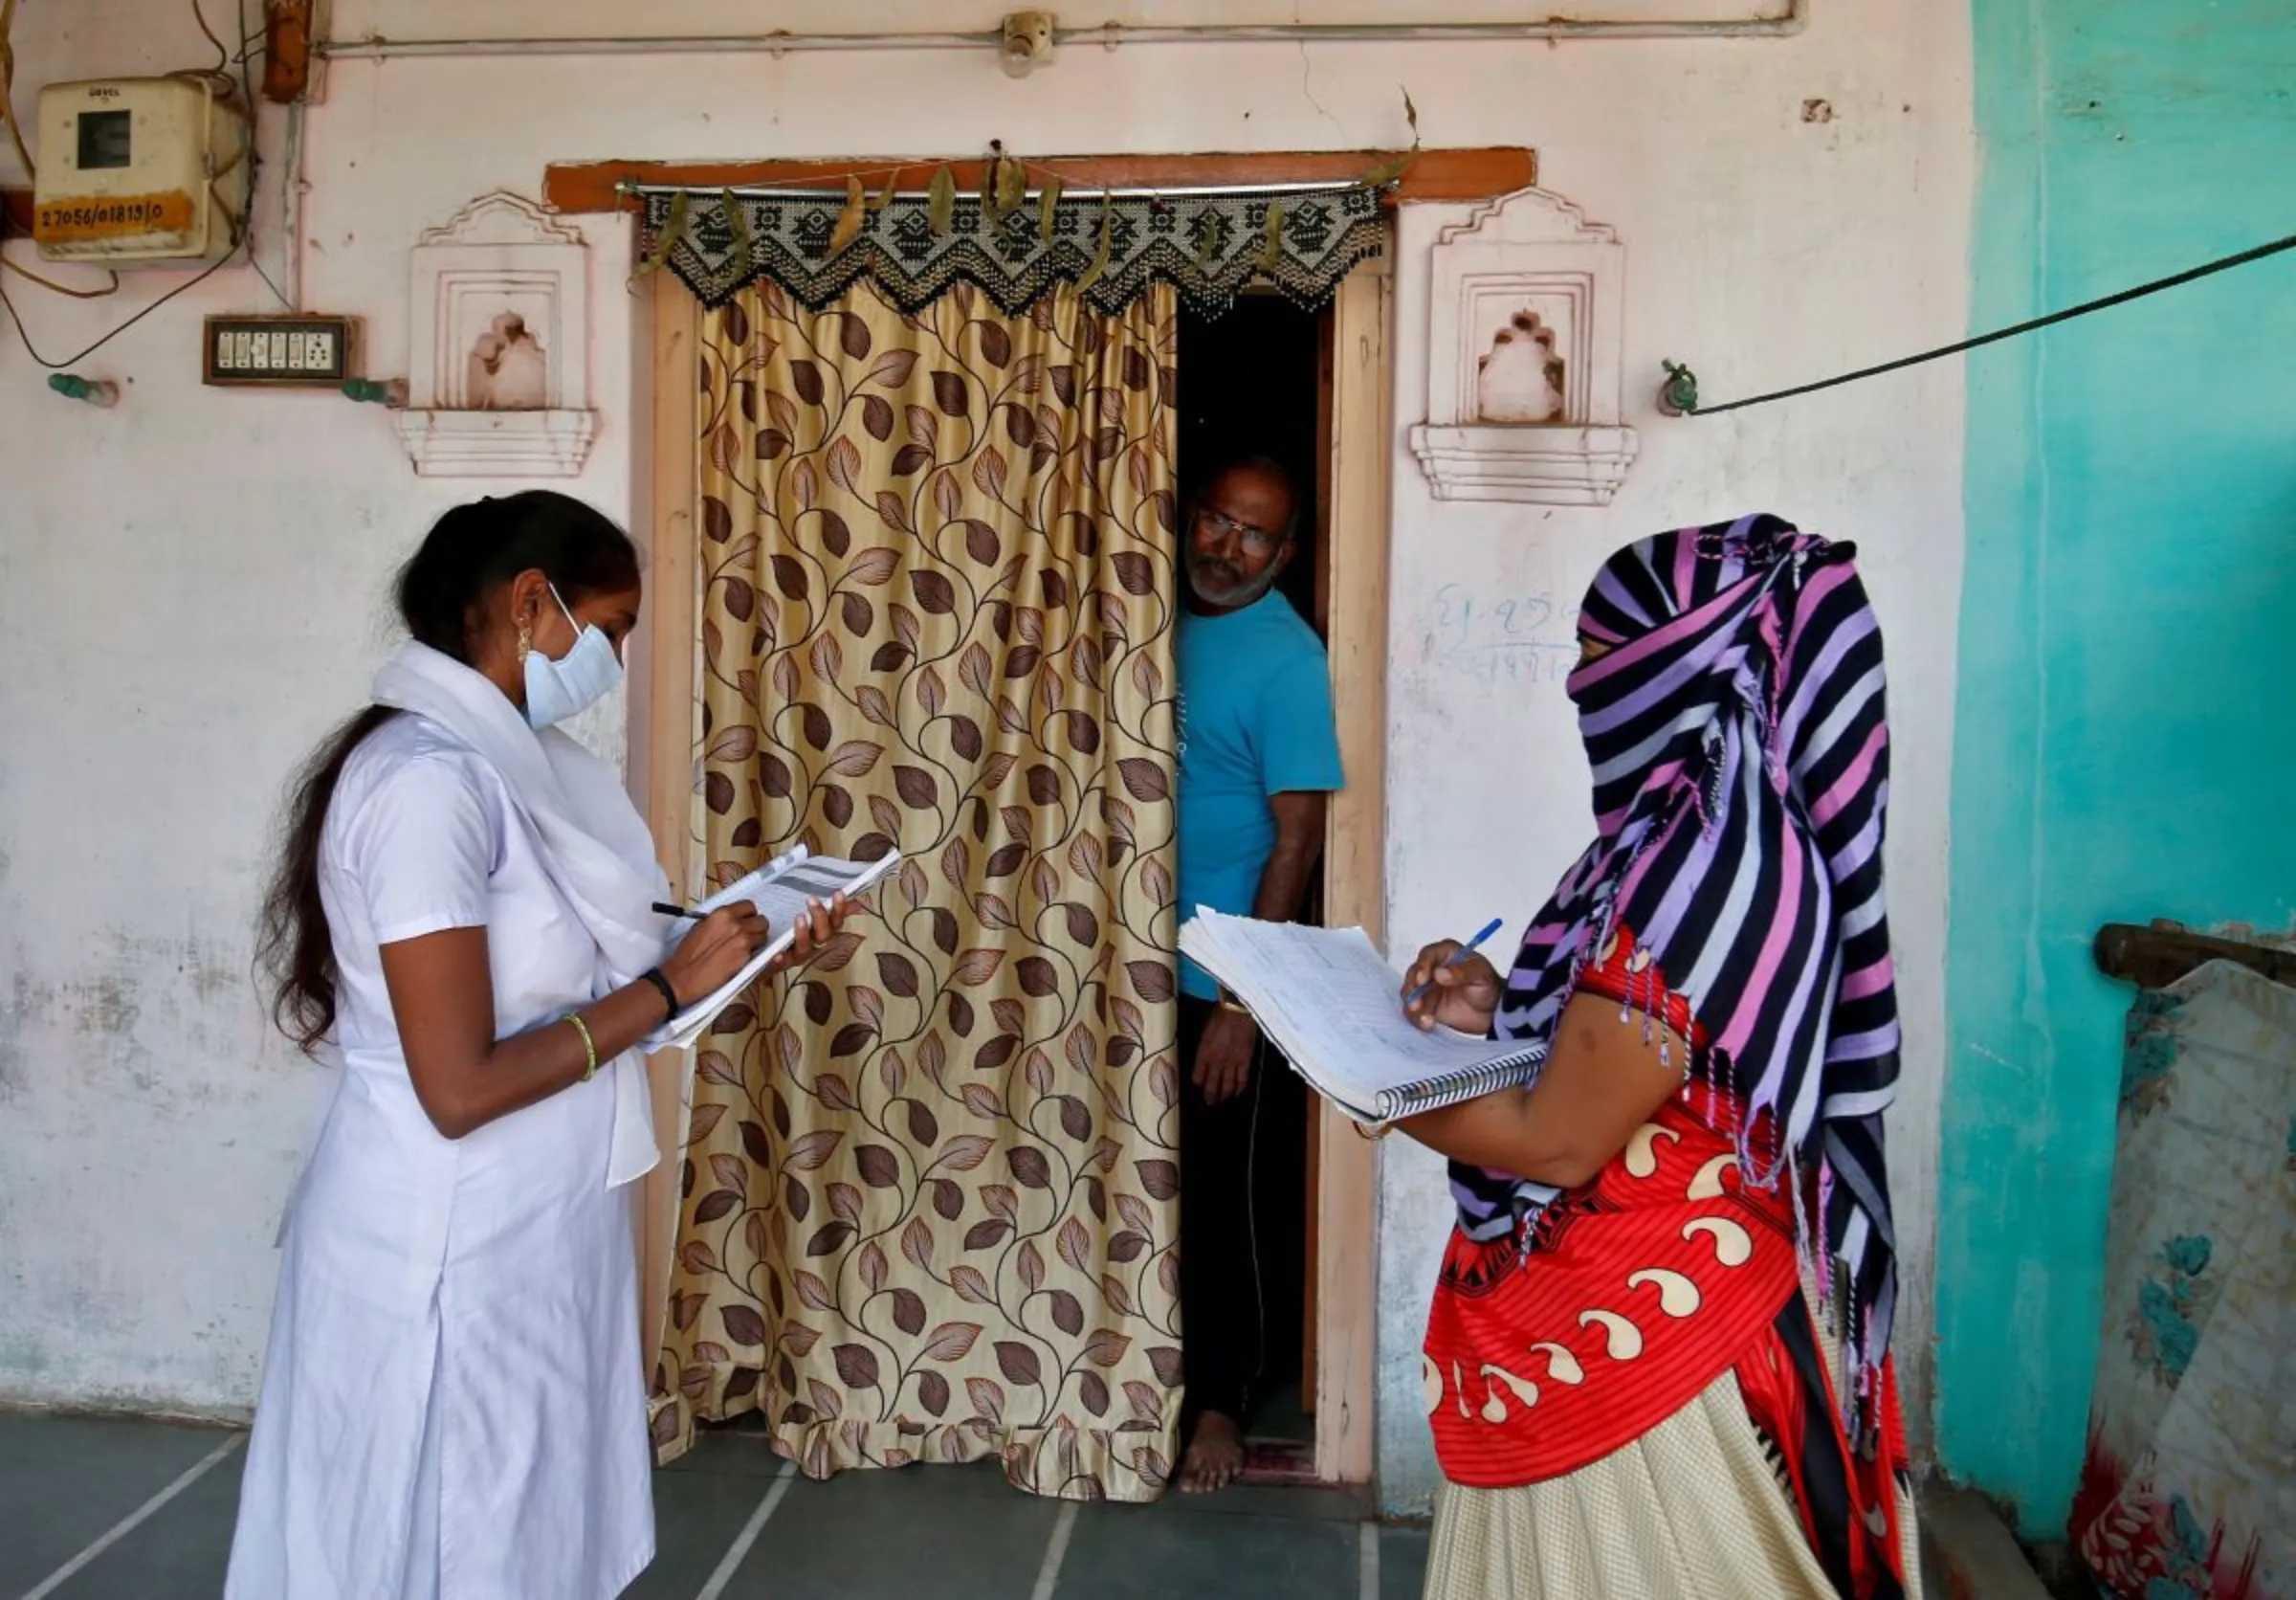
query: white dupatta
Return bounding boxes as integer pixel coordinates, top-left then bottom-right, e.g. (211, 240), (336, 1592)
(373, 641), (672, 1188)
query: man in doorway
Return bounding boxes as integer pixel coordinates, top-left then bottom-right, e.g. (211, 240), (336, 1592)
(1174, 456), (1343, 1494)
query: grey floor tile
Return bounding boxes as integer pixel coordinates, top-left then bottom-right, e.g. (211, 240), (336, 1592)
(0, 1413), (1399, 1600)
(47, 1439), (247, 1600)
(1380, 1524), (1430, 1600)
(1060, 1498), (1358, 1600)
(0, 1415), (242, 1595)
(660, 1426), (795, 1480)
(1153, 1480), (1369, 1524)
(624, 1465), (796, 1600)
(719, 1459), (1064, 1599)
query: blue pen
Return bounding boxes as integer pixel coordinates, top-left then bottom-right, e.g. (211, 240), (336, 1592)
(1405, 918), (1506, 1009)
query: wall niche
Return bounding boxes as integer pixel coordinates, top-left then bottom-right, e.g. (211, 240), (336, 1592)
(1409, 187), (1638, 506)
(392, 190), (597, 478)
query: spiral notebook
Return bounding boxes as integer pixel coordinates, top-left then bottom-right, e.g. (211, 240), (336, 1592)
(644, 845), (900, 1053)
(1178, 910), (1542, 1126)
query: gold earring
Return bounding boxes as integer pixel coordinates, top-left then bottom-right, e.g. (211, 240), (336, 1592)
(517, 619), (534, 663)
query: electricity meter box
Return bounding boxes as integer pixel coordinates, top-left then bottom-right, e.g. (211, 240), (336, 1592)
(33, 78), (250, 265)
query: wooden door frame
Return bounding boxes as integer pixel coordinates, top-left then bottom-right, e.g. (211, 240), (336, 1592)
(618, 150), (1514, 1490)
(1306, 255), (1391, 1487)
(628, 274), (702, 1385)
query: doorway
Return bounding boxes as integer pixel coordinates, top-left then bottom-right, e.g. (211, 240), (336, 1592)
(635, 246), (1393, 1493)
(1174, 290), (1332, 1481)
(1178, 292), (1327, 634)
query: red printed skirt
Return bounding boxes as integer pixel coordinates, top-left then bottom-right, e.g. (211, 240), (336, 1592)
(1423, 925), (1914, 1598)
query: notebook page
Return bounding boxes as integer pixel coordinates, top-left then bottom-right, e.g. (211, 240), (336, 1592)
(1180, 914), (1534, 1116)
(697, 847), (886, 940)
(645, 850), (900, 1052)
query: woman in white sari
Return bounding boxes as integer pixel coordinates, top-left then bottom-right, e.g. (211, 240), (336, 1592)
(230, 491), (850, 1599)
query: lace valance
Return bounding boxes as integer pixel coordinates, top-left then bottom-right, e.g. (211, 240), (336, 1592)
(635, 182), (1386, 317)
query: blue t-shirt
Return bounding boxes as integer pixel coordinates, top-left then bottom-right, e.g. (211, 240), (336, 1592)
(1175, 591), (1345, 999)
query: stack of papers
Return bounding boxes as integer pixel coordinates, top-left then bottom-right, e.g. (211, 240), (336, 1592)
(1178, 910), (1542, 1126)
(644, 846), (900, 1052)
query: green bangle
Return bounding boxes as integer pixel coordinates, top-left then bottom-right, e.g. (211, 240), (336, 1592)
(564, 1012), (599, 1081)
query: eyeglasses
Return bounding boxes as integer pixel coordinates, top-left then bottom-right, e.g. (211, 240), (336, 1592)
(1193, 506), (1286, 556)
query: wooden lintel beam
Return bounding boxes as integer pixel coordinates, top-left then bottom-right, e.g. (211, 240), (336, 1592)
(2094, 922), (2296, 992)
(541, 146), (1534, 214)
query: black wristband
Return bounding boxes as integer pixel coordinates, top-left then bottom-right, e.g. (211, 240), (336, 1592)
(637, 967), (681, 1023)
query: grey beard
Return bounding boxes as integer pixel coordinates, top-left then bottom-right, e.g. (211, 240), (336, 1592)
(1188, 561), (1279, 609)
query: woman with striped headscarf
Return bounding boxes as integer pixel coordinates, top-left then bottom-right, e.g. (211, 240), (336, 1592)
(1396, 515), (1921, 1598)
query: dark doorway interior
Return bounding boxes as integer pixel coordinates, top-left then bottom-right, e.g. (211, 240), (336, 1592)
(1177, 293), (1324, 634)
(1173, 292), (1328, 1467)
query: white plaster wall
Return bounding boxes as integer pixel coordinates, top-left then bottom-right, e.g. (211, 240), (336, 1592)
(0, 0), (1968, 1511)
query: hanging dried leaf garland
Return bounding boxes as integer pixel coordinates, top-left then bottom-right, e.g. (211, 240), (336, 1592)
(1256, 202), (1287, 273)
(927, 166), (958, 236)
(980, 147), (1004, 224)
(1359, 86), (1424, 191)
(1075, 191), (1114, 292)
(635, 129), (1398, 303)
(1194, 205), (1223, 268)
(830, 174), (867, 254)
(1358, 150), (1415, 189)
(629, 189), (690, 284)
(977, 143), (1029, 230)
(721, 189), (756, 275)
(995, 152), (1028, 220)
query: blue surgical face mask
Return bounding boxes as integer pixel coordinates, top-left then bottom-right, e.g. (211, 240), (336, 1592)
(523, 585), (624, 729)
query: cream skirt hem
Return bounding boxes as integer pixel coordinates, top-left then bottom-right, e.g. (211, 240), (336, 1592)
(1422, 1367), (1923, 1600)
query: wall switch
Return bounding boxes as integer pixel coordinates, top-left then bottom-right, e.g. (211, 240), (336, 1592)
(203, 315), (358, 388)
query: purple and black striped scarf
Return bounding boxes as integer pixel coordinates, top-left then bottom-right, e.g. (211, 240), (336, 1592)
(1452, 513), (1902, 1411)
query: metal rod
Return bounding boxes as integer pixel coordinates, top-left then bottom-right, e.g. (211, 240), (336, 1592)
(316, 6), (1803, 60)
(322, 30), (1000, 57)
(624, 178), (1370, 202)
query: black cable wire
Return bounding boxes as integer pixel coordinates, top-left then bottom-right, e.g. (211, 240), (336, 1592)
(1685, 231), (2296, 415)
(0, 251), (236, 367)
(191, 0), (232, 72)
(234, 0), (291, 310)
(246, 249), (291, 309)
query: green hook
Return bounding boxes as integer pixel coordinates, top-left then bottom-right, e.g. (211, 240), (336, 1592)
(48, 373), (119, 407)
(1658, 361), (1700, 417)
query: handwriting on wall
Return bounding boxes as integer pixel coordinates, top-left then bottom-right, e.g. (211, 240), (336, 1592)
(1419, 584), (1582, 686)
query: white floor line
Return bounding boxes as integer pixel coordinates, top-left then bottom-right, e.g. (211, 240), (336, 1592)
(1028, 1500), (1082, 1600)
(1358, 1520), (1380, 1600)
(694, 1460), (799, 1600)
(20, 1430), (246, 1600)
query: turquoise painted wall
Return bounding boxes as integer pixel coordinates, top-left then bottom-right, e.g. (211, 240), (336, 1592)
(1942, 0), (2296, 1538)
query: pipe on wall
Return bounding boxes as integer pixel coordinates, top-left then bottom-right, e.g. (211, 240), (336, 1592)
(318, 5), (1805, 60)
(278, 99), (305, 311)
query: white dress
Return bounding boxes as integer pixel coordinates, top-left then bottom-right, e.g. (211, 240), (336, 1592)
(226, 713), (655, 1600)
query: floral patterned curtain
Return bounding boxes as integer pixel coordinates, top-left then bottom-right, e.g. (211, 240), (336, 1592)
(651, 278), (1184, 1504)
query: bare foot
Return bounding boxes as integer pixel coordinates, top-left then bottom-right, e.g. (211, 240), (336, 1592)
(1180, 1411), (1245, 1495)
